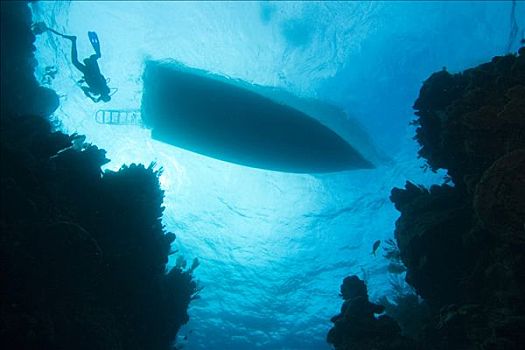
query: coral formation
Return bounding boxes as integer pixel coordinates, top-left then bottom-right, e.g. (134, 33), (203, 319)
(393, 49), (525, 348)
(412, 51), (525, 193)
(377, 276), (431, 342)
(329, 48), (524, 349)
(327, 276), (413, 350)
(0, 2), (196, 349)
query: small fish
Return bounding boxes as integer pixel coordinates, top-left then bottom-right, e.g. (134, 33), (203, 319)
(371, 240), (381, 256)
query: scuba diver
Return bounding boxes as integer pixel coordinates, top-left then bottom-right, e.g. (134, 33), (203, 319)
(32, 23), (113, 103)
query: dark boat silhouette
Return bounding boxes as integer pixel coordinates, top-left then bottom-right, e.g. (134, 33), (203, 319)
(141, 60), (374, 173)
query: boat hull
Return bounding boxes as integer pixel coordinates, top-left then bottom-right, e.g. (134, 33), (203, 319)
(141, 61), (373, 173)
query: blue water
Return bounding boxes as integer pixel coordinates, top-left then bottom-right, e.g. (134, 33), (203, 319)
(30, 1), (523, 349)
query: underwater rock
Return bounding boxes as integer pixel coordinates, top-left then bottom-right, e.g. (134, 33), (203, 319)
(412, 50), (525, 190)
(388, 48), (525, 349)
(1, 2), (197, 349)
(327, 276), (414, 350)
(473, 149), (525, 238)
(0, 1), (59, 117)
(390, 182), (475, 306)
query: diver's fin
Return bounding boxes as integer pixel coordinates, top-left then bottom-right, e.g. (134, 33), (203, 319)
(88, 31), (101, 57)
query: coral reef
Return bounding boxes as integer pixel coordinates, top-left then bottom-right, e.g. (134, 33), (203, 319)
(412, 51), (525, 193)
(0, 2), (196, 349)
(378, 275), (431, 342)
(327, 276), (414, 350)
(390, 48), (525, 348)
(329, 48), (524, 349)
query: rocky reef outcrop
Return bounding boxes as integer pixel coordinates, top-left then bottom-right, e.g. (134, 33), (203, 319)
(327, 276), (414, 350)
(329, 49), (525, 349)
(0, 2), (196, 349)
(393, 49), (525, 348)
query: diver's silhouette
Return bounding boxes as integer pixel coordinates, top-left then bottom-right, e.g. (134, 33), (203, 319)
(67, 32), (112, 103)
(33, 23), (112, 103)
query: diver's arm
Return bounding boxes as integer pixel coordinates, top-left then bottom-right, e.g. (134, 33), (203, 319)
(80, 86), (98, 102)
(88, 94), (100, 103)
(92, 95), (104, 103)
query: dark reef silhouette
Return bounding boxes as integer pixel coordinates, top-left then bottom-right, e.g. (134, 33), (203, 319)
(327, 276), (414, 350)
(1, 2), (196, 349)
(329, 49), (525, 349)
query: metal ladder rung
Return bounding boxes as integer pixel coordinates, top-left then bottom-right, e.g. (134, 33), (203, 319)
(95, 109), (142, 125)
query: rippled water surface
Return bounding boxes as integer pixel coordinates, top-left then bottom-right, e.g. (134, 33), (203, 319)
(31, 2), (520, 348)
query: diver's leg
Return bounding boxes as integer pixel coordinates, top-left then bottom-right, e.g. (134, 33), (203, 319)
(47, 27), (68, 38)
(67, 36), (85, 73)
(45, 26), (78, 41)
(37, 24), (80, 42)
